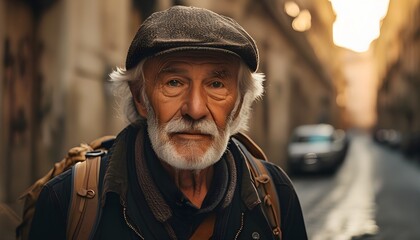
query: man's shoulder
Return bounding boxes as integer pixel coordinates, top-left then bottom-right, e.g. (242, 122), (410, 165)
(44, 168), (73, 190)
(230, 133), (294, 188)
(42, 151), (110, 195)
(260, 160), (294, 188)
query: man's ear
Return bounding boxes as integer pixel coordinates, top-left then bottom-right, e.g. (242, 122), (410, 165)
(232, 95), (244, 120)
(129, 81), (148, 118)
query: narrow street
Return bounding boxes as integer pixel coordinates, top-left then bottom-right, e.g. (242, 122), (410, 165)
(293, 131), (420, 240)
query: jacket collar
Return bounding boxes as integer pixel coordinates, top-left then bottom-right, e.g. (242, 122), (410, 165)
(101, 124), (261, 210)
(230, 141), (262, 210)
(101, 125), (140, 206)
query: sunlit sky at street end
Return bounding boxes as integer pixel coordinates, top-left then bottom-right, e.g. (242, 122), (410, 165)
(330, 0), (390, 53)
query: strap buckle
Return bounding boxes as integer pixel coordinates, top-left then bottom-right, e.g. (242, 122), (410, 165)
(85, 150), (105, 158)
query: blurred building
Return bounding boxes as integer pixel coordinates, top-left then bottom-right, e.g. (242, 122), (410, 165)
(0, 0), (343, 232)
(0, 0), (139, 206)
(373, 0), (420, 151)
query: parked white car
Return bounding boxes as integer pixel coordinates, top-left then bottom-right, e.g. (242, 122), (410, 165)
(287, 124), (349, 174)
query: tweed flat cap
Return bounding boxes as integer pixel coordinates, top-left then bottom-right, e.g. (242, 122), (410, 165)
(125, 6), (259, 72)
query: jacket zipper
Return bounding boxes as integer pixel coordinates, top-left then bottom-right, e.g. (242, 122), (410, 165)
(123, 206), (145, 239)
(233, 212), (245, 240)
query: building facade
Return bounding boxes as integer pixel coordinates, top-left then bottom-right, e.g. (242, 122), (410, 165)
(373, 0), (420, 154)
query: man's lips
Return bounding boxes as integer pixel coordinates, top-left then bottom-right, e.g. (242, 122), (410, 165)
(170, 132), (213, 140)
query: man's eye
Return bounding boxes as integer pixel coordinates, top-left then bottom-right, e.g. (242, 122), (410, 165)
(210, 81), (224, 88)
(167, 79), (182, 87)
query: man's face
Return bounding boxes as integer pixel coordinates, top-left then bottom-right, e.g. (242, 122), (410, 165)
(134, 51), (240, 170)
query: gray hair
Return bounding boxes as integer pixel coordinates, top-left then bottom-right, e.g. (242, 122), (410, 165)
(109, 60), (265, 134)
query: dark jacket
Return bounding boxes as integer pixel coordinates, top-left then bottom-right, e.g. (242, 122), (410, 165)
(29, 125), (307, 240)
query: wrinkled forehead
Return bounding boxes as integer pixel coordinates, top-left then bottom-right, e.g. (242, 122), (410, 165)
(143, 50), (241, 80)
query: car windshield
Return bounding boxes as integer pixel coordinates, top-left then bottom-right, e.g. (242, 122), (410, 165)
(293, 135), (332, 143)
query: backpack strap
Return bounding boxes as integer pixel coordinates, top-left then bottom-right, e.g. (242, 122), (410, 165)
(67, 151), (103, 240)
(233, 133), (282, 240)
(65, 135), (115, 240)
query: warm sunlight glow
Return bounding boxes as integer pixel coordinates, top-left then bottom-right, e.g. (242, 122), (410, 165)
(292, 10), (312, 32)
(330, 0), (390, 52)
(285, 1), (300, 17)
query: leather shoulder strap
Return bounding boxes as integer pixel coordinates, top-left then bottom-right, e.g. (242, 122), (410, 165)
(233, 132), (267, 160)
(232, 133), (282, 240)
(67, 153), (102, 240)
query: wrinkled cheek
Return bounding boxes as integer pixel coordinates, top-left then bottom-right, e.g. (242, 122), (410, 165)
(209, 100), (238, 130)
(150, 93), (184, 124)
(214, 117), (231, 132)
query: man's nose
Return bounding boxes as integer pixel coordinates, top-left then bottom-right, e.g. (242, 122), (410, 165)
(181, 85), (209, 121)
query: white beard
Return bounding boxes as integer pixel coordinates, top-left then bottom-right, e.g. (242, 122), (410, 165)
(146, 108), (232, 170)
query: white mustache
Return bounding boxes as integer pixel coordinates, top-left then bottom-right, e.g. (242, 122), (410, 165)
(164, 118), (219, 136)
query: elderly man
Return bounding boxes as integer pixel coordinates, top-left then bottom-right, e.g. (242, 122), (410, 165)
(29, 6), (307, 240)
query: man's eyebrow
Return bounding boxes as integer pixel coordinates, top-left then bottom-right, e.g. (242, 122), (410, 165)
(211, 69), (232, 78)
(158, 66), (187, 75)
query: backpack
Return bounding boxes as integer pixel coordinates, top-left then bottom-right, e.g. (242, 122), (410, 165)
(16, 133), (281, 240)
(16, 135), (115, 240)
